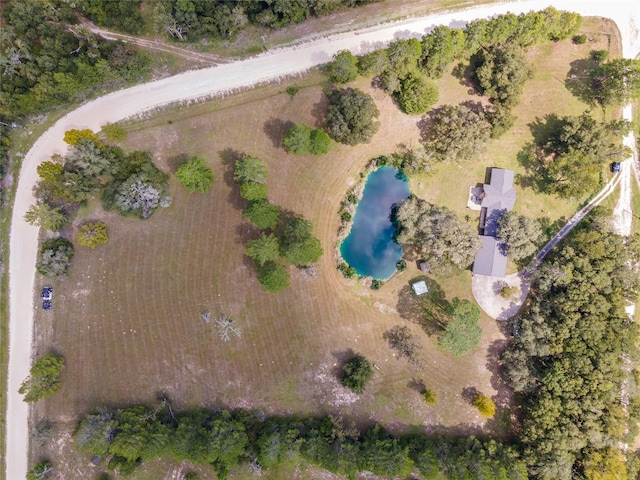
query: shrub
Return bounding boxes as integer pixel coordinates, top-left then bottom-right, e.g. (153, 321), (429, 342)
(27, 460), (53, 480)
(283, 124), (330, 155)
(77, 222), (109, 249)
(572, 34), (587, 44)
(422, 389), (437, 405)
(340, 354), (373, 393)
(101, 123), (126, 141)
(176, 157), (214, 193)
(590, 49), (609, 62)
(396, 259), (407, 271)
(499, 285), (519, 300)
(285, 85), (299, 98)
(257, 262), (290, 293)
(338, 262), (356, 278)
(371, 279), (384, 290)
(19, 354), (64, 402)
(473, 394), (496, 417)
(36, 237), (74, 277)
(63, 129), (101, 146)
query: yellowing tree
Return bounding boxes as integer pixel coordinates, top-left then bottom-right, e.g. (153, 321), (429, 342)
(63, 129), (101, 146)
(473, 394), (496, 417)
(77, 222), (109, 248)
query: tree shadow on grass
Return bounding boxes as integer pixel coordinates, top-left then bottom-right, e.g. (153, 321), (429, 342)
(311, 91), (330, 129)
(395, 277), (449, 336)
(263, 118), (293, 149)
(331, 348), (356, 378)
(218, 148), (246, 211)
(166, 153), (189, 174)
(564, 58), (597, 106)
(451, 61), (478, 93)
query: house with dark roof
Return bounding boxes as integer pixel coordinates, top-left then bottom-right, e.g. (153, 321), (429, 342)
(473, 168), (516, 278)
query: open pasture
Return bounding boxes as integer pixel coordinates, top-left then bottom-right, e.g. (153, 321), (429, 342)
(33, 17), (619, 478)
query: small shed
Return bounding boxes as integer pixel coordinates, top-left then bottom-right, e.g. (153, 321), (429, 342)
(419, 261), (429, 274)
(411, 280), (429, 296)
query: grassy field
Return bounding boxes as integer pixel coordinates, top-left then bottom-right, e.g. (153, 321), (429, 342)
(30, 17), (622, 479)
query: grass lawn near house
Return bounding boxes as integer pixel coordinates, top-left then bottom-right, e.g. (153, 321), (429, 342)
(30, 16), (621, 479)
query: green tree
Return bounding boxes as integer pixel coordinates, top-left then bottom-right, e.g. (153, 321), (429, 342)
(176, 157), (214, 193)
(357, 50), (389, 77)
(239, 181), (267, 201)
(234, 156), (267, 184)
(63, 128), (102, 146)
(77, 221), (109, 249)
(74, 407), (118, 457)
(24, 203), (67, 231)
(280, 216), (323, 266)
(27, 460), (53, 480)
(284, 124), (330, 155)
(582, 448), (628, 480)
(257, 261), (290, 292)
(327, 50), (359, 83)
(496, 211), (543, 261)
(19, 353), (64, 402)
(421, 104), (491, 163)
(309, 128), (331, 155)
(37, 161), (63, 183)
(243, 201), (280, 230)
(246, 233), (280, 266)
(396, 73), (439, 115)
(420, 25), (466, 78)
(326, 88), (380, 145)
(341, 354), (373, 393)
(36, 237), (74, 277)
(437, 299), (482, 356)
(589, 58), (640, 107)
(395, 196), (480, 276)
(473, 394), (496, 417)
(474, 43), (534, 108)
(283, 124), (311, 155)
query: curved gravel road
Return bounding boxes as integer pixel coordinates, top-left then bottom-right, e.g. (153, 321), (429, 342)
(7, 1), (640, 478)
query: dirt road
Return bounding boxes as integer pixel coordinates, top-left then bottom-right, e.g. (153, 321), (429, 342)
(6, 1), (640, 479)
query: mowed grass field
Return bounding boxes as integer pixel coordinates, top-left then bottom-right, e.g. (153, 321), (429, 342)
(32, 17), (619, 479)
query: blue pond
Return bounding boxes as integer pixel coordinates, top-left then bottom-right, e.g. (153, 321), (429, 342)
(340, 167), (410, 279)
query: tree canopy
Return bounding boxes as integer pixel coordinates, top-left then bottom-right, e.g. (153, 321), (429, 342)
(19, 353), (64, 402)
(36, 237), (74, 277)
(421, 104), (491, 163)
(246, 233), (280, 266)
(234, 156), (267, 184)
(394, 196), (480, 276)
(257, 261), (290, 293)
(327, 50), (359, 84)
(175, 157), (215, 193)
(280, 216), (323, 267)
(501, 226), (640, 477)
(326, 88), (380, 145)
(496, 212), (544, 261)
(340, 354), (373, 393)
(283, 124), (330, 156)
(243, 200), (280, 230)
(77, 221), (109, 249)
(589, 58), (640, 107)
(437, 298), (482, 356)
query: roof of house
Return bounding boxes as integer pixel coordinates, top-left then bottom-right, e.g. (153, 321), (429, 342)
(473, 235), (508, 277)
(481, 168), (516, 237)
(473, 168), (515, 278)
(411, 280), (429, 295)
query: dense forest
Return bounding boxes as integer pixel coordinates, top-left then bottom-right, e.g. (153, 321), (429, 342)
(74, 404), (528, 479)
(81, 0), (379, 40)
(502, 214), (640, 479)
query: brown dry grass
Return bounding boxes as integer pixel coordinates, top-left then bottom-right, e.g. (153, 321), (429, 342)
(31, 17), (619, 479)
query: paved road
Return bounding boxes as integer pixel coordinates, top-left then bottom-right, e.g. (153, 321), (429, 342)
(6, 1), (640, 478)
